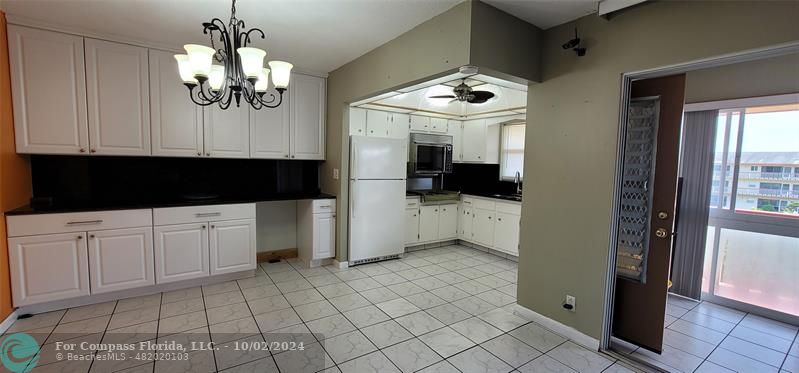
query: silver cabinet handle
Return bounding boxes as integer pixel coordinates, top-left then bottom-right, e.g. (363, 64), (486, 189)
(319, 205), (332, 209)
(195, 212), (221, 218)
(66, 220), (103, 225)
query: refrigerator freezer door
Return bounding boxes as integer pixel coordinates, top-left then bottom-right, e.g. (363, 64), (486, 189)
(349, 179), (406, 262)
(350, 136), (407, 180)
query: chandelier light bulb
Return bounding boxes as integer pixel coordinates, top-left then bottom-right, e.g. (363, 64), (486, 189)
(173, 54), (196, 83)
(268, 61), (293, 89)
(255, 68), (271, 92)
(208, 65), (225, 91)
(183, 44), (215, 77)
(237, 47), (267, 78)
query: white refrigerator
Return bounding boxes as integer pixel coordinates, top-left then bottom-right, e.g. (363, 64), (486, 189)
(349, 136), (407, 263)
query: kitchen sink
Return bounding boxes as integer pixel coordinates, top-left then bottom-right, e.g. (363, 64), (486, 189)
(490, 193), (522, 202)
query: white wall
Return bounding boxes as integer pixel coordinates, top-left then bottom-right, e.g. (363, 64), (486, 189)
(256, 201), (297, 253)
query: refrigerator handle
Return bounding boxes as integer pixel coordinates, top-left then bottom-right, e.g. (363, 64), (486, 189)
(351, 142), (358, 219)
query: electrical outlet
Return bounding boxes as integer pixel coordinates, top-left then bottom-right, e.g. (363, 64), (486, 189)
(333, 168), (339, 180)
(564, 295), (576, 312)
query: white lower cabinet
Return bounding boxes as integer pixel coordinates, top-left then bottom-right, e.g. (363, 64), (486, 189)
(460, 206), (473, 240)
(297, 199), (337, 267)
(493, 212), (520, 256)
(472, 208), (496, 247)
(154, 223), (210, 283)
(438, 204), (458, 240)
(88, 227), (154, 294)
(7, 233), (90, 306)
(209, 219), (256, 275)
(405, 208), (420, 245)
(419, 205), (440, 243)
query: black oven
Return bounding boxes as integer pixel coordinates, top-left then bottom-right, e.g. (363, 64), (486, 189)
(409, 133), (453, 175)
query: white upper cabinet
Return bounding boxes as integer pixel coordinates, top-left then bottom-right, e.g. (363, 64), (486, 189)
(389, 113), (410, 140)
(9, 26), (89, 155)
(462, 119), (487, 162)
(485, 118), (501, 164)
(149, 49), (203, 157)
(349, 107), (367, 136)
(366, 110), (390, 137)
(447, 120), (463, 162)
(430, 118), (448, 133)
(410, 115), (430, 132)
(251, 95), (291, 159)
(85, 39), (150, 156)
(290, 73), (325, 160)
(204, 105), (250, 158)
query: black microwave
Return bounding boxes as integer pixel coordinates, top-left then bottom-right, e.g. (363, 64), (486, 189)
(409, 133), (453, 175)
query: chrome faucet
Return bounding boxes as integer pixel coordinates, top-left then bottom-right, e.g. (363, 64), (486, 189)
(514, 171), (522, 195)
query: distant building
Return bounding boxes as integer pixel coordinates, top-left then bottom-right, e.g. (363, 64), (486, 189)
(711, 152), (799, 213)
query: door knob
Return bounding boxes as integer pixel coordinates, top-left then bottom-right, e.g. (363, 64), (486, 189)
(655, 228), (669, 239)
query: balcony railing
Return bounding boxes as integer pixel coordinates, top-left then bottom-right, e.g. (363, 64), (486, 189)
(736, 188), (799, 199)
(738, 171), (799, 181)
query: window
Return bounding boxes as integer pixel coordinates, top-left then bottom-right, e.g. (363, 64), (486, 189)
(751, 166), (759, 171)
(499, 122), (525, 181)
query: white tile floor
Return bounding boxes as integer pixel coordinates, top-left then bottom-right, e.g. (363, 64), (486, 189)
(613, 294), (799, 373)
(1, 244), (643, 373)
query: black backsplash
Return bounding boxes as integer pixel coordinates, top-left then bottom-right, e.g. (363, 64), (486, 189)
(442, 163), (519, 195)
(29, 156), (320, 209)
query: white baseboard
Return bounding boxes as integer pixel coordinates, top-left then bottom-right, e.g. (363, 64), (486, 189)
(0, 310), (18, 334)
(511, 303), (600, 351)
(333, 259), (348, 269)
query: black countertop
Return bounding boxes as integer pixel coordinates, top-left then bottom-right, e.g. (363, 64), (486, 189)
(6, 192), (336, 216)
(405, 190), (522, 203)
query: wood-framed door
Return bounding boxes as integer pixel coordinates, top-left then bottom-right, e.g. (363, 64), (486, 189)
(611, 74), (686, 353)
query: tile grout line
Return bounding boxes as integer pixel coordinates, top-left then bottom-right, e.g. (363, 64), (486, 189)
(779, 327), (799, 372)
(693, 306), (749, 372)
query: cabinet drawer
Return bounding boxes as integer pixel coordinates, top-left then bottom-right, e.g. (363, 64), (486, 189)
(312, 199), (336, 214)
(495, 201), (522, 215)
(473, 198), (495, 211)
(405, 198), (420, 209)
(153, 203), (255, 225)
(7, 209), (152, 237)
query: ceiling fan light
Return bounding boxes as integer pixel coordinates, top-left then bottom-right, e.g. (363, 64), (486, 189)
(237, 47), (266, 78)
(183, 44), (215, 77)
(208, 65), (225, 90)
(268, 61), (293, 89)
(255, 68), (271, 92)
(174, 54), (196, 83)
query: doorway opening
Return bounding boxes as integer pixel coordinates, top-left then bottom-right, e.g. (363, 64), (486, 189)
(602, 45), (799, 372)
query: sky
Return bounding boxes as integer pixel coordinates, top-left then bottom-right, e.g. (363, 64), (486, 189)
(715, 110), (799, 153)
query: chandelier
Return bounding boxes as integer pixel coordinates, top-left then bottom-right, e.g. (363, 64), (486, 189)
(173, 0), (292, 110)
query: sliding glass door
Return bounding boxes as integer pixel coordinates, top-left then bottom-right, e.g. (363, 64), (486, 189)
(702, 103), (799, 323)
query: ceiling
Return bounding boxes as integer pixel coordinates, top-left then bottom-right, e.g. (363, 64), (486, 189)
(355, 73), (527, 120)
(483, 0), (597, 30)
(0, 0), (603, 74)
(0, 0), (461, 74)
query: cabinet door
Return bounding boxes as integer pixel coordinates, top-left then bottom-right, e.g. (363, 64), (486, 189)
(209, 219), (256, 275)
(462, 119), (487, 162)
(472, 208), (495, 247)
(85, 39), (150, 156)
(438, 204), (458, 240)
(290, 73), (326, 159)
(460, 206), (473, 241)
(349, 107), (367, 136)
(389, 113), (410, 140)
(485, 118), (501, 164)
(204, 106), (250, 158)
(88, 227), (154, 294)
(365, 110), (390, 137)
(149, 50), (204, 157)
(410, 115), (430, 132)
(251, 98), (290, 159)
(154, 223), (209, 283)
(8, 25), (89, 155)
(419, 205), (440, 242)
(314, 213), (336, 259)
(405, 208), (420, 245)
(8, 233), (90, 306)
(448, 120), (463, 162)
(494, 212), (520, 255)
(430, 118), (448, 133)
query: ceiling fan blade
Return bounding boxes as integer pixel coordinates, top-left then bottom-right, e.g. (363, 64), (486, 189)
(467, 91), (495, 104)
(428, 95), (455, 99)
(448, 98), (459, 104)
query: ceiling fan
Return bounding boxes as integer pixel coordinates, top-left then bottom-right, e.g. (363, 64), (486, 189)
(428, 80), (495, 104)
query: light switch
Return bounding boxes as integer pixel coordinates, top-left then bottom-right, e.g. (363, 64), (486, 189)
(333, 168), (339, 180)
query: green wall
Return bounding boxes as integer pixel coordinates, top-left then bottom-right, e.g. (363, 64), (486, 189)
(518, 0), (799, 339)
